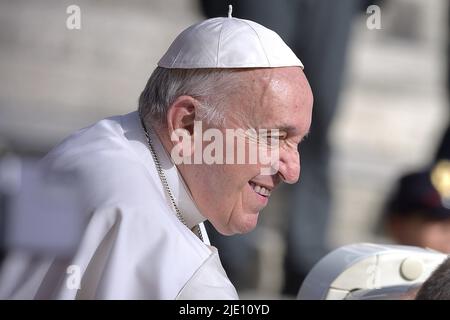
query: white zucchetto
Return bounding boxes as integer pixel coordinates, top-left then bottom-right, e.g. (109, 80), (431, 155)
(158, 7), (303, 69)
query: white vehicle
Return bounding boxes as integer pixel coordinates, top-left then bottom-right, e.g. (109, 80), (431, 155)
(298, 243), (447, 300)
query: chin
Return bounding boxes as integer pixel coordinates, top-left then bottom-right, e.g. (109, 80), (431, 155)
(211, 210), (260, 236)
(232, 212), (259, 234)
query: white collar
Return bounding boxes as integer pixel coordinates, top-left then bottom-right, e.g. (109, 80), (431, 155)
(146, 127), (207, 230)
(122, 112), (206, 230)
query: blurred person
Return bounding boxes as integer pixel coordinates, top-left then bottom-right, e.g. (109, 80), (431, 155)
(0, 12), (313, 299)
(201, 0), (361, 295)
(416, 256), (450, 300)
(383, 161), (450, 254)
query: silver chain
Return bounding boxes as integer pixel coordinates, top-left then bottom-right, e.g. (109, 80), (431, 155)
(139, 115), (203, 242)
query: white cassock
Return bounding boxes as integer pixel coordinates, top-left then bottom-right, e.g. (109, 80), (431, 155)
(0, 111), (238, 300)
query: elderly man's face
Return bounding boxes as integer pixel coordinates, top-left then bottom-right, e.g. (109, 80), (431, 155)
(183, 67), (313, 235)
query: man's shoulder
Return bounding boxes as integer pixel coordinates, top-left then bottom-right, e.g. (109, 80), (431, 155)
(40, 111), (161, 208)
(42, 111), (146, 169)
(45, 112), (134, 161)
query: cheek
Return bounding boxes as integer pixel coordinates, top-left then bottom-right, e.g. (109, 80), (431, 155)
(421, 223), (450, 252)
(228, 166), (257, 198)
(436, 223), (450, 253)
(222, 166), (261, 213)
(191, 166), (224, 208)
(203, 165), (253, 207)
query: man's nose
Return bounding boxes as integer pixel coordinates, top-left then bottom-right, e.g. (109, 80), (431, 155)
(277, 148), (300, 184)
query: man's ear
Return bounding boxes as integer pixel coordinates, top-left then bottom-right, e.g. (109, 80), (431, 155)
(165, 95), (200, 159)
(166, 95), (198, 134)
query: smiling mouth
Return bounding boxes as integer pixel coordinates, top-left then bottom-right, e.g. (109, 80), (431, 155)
(249, 181), (272, 197)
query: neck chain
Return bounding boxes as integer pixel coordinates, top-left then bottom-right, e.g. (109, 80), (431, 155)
(139, 115), (203, 242)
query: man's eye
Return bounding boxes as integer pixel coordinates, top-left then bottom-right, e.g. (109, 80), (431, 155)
(271, 132), (287, 140)
(264, 134), (285, 145)
(255, 130), (287, 145)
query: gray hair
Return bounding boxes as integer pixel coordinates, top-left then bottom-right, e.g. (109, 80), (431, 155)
(138, 67), (241, 127)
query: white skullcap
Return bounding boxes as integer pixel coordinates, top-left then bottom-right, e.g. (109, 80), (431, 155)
(158, 8), (303, 69)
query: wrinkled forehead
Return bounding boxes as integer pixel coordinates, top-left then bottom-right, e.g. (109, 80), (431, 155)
(239, 67), (311, 103)
(234, 67), (313, 130)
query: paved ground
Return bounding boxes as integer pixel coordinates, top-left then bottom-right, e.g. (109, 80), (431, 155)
(0, 0), (448, 298)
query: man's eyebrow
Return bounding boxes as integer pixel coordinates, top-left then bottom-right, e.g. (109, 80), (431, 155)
(269, 125), (310, 139)
(263, 124), (296, 132)
(277, 125), (296, 132)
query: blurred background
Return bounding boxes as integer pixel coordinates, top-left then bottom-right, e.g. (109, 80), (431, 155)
(0, 0), (449, 299)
